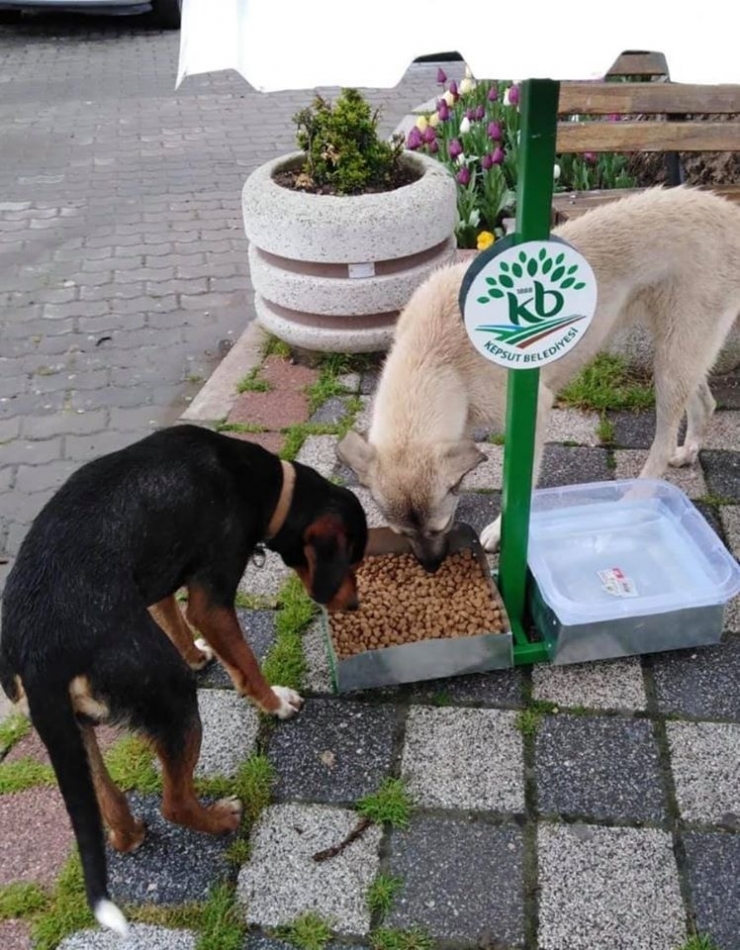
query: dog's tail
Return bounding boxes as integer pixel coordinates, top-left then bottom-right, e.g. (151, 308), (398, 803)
(24, 680), (129, 937)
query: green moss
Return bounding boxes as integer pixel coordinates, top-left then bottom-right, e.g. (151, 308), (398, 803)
(558, 354), (654, 412)
(357, 778), (413, 829)
(0, 882), (48, 921)
(275, 911), (334, 950)
(0, 758), (56, 794)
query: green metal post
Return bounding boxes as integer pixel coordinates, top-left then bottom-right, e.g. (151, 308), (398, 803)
(498, 79), (560, 665)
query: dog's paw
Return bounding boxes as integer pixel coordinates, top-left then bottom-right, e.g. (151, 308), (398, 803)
(669, 443), (699, 468)
(189, 637), (215, 670)
(480, 517), (502, 552)
(211, 795), (243, 833)
(271, 685), (304, 719)
(109, 818), (146, 853)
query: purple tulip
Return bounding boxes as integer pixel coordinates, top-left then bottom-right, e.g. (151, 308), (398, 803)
(406, 127), (423, 150)
(507, 84), (520, 106)
(491, 146), (505, 165)
(437, 67), (447, 84)
(448, 80), (459, 99)
(422, 125), (437, 144)
(487, 121), (502, 141)
(456, 166), (471, 186)
(427, 138), (439, 154)
(583, 151), (598, 164)
(448, 137), (463, 159)
(487, 86), (498, 101)
(474, 104), (486, 121)
(437, 99), (450, 121)
(481, 152), (494, 170)
(465, 108), (474, 120)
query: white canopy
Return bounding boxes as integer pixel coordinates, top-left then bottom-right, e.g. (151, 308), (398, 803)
(177, 0), (739, 91)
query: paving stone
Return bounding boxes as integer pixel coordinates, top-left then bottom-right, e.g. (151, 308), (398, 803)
(408, 667), (524, 707)
(301, 619), (334, 695)
(0, 920), (32, 950)
(684, 832), (740, 950)
(607, 409), (657, 449)
(194, 689), (259, 778)
(703, 410), (740, 451)
(353, 396), (373, 434)
(538, 824), (684, 950)
(0, 785), (73, 886)
(238, 549), (291, 602)
(536, 714), (665, 821)
(226, 430), (284, 455)
(700, 451), (740, 502)
(463, 443), (503, 491)
(359, 370), (380, 396)
(710, 372), (740, 410)
(725, 595), (740, 633)
(651, 633), (740, 720)
(6, 723), (121, 767)
(545, 408), (601, 445)
(237, 803), (381, 934)
(58, 926), (196, 950)
(338, 372), (360, 393)
(106, 793), (235, 906)
(721, 505), (740, 558)
(667, 720), (740, 824)
(401, 706), (524, 812)
(309, 396), (351, 426)
(456, 490), (501, 536)
(260, 357), (318, 394)
(532, 657), (646, 711)
(694, 500), (726, 541)
(347, 486), (386, 527)
(197, 610), (277, 690)
(296, 435), (340, 479)
(268, 699), (396, 803)
(538, 445), (613, 489)
(386, 815), (524, 944)
(228, 390), (309, 431)
(613, 449), (707, 498)
(0, 689), (14, 722)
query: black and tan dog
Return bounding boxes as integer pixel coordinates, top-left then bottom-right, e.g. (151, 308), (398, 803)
(0, 424), (367, 936)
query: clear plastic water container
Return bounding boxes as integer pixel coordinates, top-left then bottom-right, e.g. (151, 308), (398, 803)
(526, 479), (740, 665)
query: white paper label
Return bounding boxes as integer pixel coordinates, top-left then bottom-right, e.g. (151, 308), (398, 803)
(597, 567), (638, 598)
(348, 262), (375, 279)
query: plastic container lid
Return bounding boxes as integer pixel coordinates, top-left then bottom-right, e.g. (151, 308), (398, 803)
(527, 479), (740, 626)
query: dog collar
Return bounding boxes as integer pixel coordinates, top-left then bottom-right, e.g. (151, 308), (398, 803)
(265, 460), (296, 540)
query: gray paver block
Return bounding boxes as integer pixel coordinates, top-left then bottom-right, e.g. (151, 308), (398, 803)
(536, 714), (665, 821)
(721, 505), (740, 557)
(408, 667), (524, 707)
(456, 490), (501, 535)
(309, 397), (351, 426)
(703, 410), (740, 451)
(237, 803), (381, 934)
(545, 408), (601, 446)
(538, 445), (612, 489)
(667, 720), (740, 824)
(538, 824), (685, 950)
(238, 549), (291, 602)
(347, 486), (386, 527)
(338, 372), (360, 393)
(401, 706), (524, 812)
(386, 816), (523, 944)
(463, 443), (503, 491)
(268, 699), (396, 803)
(106, 794), (235, 906)
(651, 634), (740, 721)
(58, 925), (196, 950)
(532, 657), (646, 711)
(684, 832), (740, 950)
(0, 919), (31, 950)
(195, 689), (259, 778)
(613, 449), (707, 498)
(197, 609), (277, 690)
(700, 451), (740, 502)
(296, 435), (340, 479)
(353, 396), (372, 434)
(302, 620), (334, 695)
(608, 410), (657, 449)
(0, 690), (13, 722)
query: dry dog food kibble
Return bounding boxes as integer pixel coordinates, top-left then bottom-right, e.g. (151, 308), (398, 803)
(329, 549), (506, 658)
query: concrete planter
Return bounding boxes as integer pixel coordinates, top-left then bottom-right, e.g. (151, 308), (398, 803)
(242, 151), (457, 353)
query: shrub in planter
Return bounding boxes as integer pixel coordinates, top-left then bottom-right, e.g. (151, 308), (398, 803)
(242, 89), (457, 354)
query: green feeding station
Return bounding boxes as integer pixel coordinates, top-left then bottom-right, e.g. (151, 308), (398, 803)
(177, 0), (740, 685)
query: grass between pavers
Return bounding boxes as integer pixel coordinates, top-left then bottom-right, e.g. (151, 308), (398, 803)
(279, 397), (363, 462)
(105, 734), (162, 794)
(0, 757), (56, 794)
(236, 367), (272, 394)
(274, 911), (334, 950)
(514, 699), (558, 737)
(557, 353), (654, 412)
(697, 493), (737, 507)
(262, 575), (316, 692)
(370, 927), (434, 950)
(261, 334), (292, 360)
(0, 712), (31, 756)
(30, 853), (95, 950)
(215, 421), (269, 435)
(357, 777), (414, 829)
(0, 881), (48, 920)
(367, 873), (403, 921)
(679, 937), (721, 950)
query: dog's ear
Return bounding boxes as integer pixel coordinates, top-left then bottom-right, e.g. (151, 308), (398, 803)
(336, 430), (376, 486)
(440, 442), (486, 491)
(303, 515), (352, 605)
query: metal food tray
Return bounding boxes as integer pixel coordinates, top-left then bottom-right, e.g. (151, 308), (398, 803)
(321, 522), (513, 693)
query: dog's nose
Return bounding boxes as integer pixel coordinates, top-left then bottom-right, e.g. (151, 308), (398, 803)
(419, 555), (444, 574)
(346, 594), (360, 611)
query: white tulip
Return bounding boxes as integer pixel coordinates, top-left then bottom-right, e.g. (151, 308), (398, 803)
(415, 115), (428, 132)
(460, 77), (476, 95)
(443, 90), (455, 107)
(553, 163), (561, 181)
(460, 116), (471, 134)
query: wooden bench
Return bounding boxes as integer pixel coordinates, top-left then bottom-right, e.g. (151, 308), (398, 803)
(552, 50), (740, 222)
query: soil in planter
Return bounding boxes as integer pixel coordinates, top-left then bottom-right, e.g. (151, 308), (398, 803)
(273, 164), (420, 196)
(329, 548), (506, 658)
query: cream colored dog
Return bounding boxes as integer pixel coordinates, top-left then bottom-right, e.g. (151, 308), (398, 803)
(338, 187), (740, 566)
